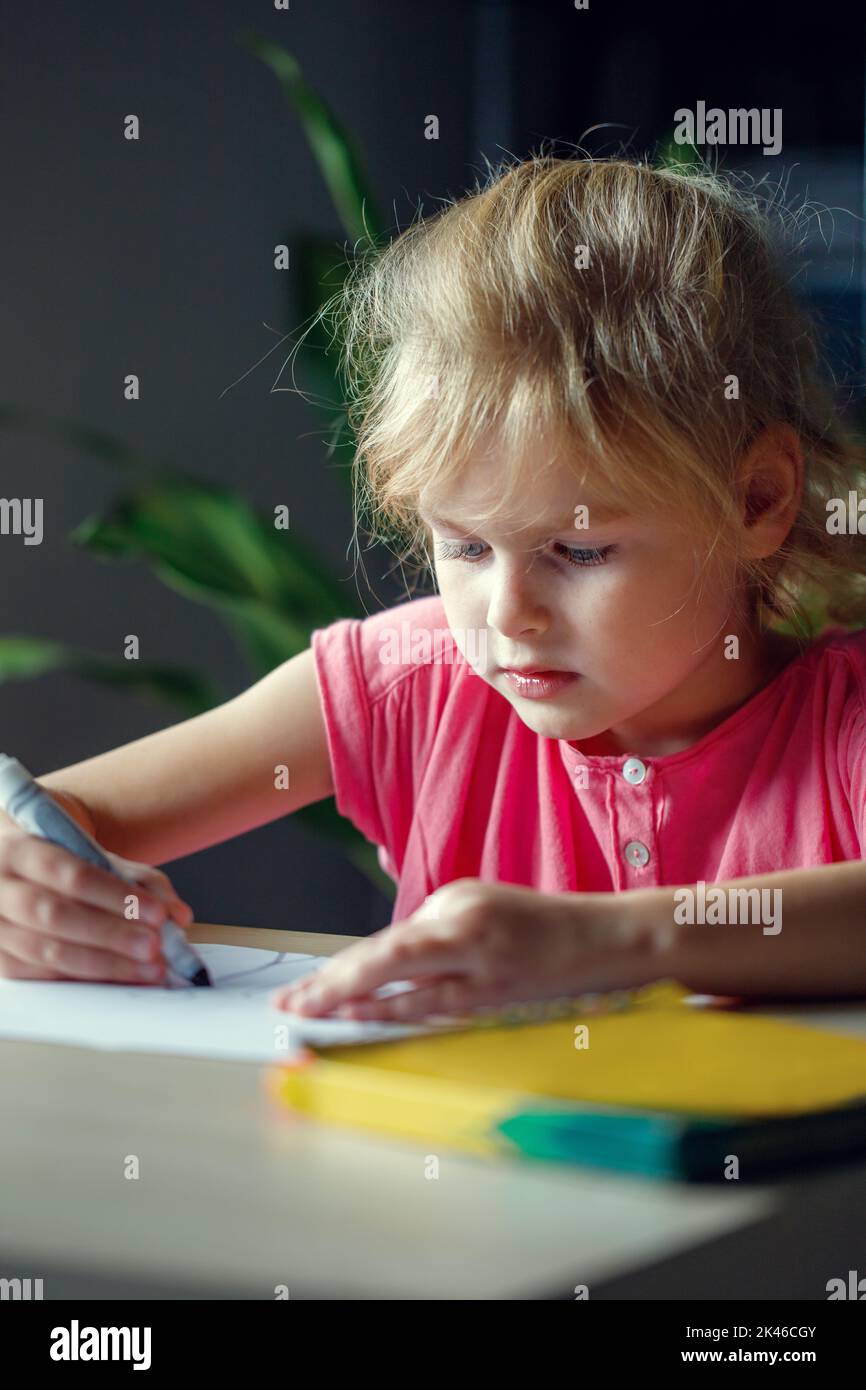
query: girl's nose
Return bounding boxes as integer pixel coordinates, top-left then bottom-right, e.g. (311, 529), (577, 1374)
(485, 561), (550, 639)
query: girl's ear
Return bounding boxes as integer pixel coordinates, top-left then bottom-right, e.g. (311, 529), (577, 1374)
(736, 424), (803, 554)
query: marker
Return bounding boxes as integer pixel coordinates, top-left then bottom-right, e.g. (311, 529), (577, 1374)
(0, 755), (212, 987)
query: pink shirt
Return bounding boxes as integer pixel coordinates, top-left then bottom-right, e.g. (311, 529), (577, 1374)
(311, 594), (866, 924)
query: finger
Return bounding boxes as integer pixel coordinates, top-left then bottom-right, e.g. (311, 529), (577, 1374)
(0, 879), (164, 961)
(275, 927), (469, 1015)
(0, 834), (168, 925)
(120, 863), (194, 924)
(0, 951), (64, 981)
(0, 925), (167, 983)
(330, 975), (479, 1021)
(336, 984), (567, 1024)
(275, 971), (456, 1017)
(272, 940), (398, 1012)
(333, 976), (531, 1022)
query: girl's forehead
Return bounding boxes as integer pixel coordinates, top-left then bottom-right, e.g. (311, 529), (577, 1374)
(422, 427), (636, 508)
(418, 456), (632, 532)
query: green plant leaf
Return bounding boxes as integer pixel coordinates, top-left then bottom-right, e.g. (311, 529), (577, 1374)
(287, 237), (364, 503)
(292, 236), (355, 411)
(71, 476), (363, 676)
(239, 32), (386, 246)
(0, 637), (219, 714)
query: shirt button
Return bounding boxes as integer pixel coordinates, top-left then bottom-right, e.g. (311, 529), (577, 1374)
(622, 757), (647, 785)
(624, 840), (650, 867)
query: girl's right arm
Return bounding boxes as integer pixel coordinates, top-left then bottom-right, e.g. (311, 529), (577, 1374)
(0, 646), (334, 982)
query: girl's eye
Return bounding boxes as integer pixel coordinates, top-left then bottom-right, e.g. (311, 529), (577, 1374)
(435, 540), (487, 562)
(557, 543), (616, 568)
(435, 540), (616, 568)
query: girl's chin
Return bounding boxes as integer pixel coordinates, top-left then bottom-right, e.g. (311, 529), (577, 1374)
(509, 703), (595, 741)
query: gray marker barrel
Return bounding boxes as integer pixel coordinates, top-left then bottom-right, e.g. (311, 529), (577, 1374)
(0, 754), (211, 987)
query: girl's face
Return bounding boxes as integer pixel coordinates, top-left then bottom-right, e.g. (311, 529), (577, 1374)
(420, 444), (760, 758)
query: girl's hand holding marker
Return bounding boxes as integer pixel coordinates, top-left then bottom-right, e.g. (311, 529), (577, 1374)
(0, 756), (199, 986)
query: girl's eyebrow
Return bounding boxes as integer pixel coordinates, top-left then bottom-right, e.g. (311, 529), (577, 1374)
(420, 507), (627, 534)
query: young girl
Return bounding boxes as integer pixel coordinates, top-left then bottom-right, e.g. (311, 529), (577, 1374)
(4, 155), (866, 1022)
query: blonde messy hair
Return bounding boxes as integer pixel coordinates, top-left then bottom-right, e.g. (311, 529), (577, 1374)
(330, 153), (866, 638)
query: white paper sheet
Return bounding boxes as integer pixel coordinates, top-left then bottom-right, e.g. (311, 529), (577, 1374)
(0, 944), (442, 1061)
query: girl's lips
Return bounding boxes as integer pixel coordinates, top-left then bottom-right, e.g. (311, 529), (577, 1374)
(502, 668), (579, 699)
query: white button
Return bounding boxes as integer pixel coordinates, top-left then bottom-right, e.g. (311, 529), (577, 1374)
(622, 757), (647, 785)
(624, 840), (650, 867)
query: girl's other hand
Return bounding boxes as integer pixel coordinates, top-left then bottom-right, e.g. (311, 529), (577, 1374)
(271, 878), (650, 1022)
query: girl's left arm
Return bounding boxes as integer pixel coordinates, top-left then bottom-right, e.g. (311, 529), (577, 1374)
(273, 861), (866, 1021)
(629, 859), (866, 998)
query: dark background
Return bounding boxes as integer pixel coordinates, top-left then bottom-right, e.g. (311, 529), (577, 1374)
(1, 0), (863, 935)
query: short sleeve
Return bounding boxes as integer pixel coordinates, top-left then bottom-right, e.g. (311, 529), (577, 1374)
(843, 702), (866, 852)
(835, 635), (866, 853)
(310, 596), (452, 878)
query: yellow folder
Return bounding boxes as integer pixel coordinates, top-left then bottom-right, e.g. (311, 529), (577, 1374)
(266, 983), (866, 1166)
